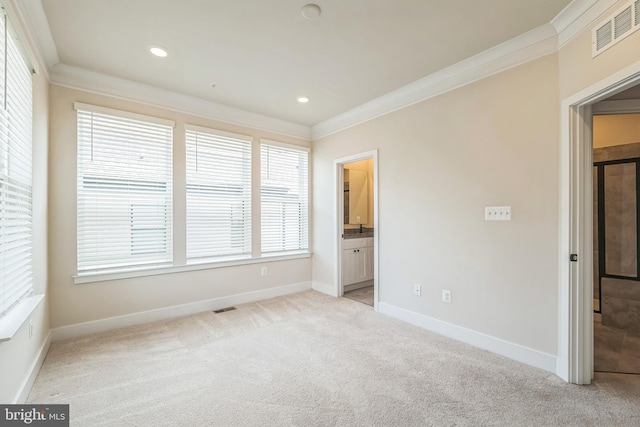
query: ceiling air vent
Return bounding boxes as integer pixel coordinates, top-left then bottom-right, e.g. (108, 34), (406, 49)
(593, 0), (640, 57)
(614, 6), (633, 38)
(596, 21), (612, 51)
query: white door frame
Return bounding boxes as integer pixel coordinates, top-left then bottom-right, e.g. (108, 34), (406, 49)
(334, 150), (379, 311)
(559, 61), (640, 384)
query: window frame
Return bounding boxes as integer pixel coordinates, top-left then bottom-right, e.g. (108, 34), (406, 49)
(73, 113), (312, 285)
(185, 124), (253, 264)
(75, 102), (175, 276)
(260, 139), (311, 257)
(0, 8), (34, 322)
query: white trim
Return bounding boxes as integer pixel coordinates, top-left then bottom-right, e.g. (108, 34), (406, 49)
(2, 0), (52, 77)
(379, 302), (557, 373)
(53, 65), (311, 141)
(0, 295), (45, 342)
(559, 56), (640, 384)
(259, 138), (310, 152)
(73, 102), (176, 127)
(184, 124), (253, 142)
(13, 0), (623, 144)
(74, 252), (311, 285)
(312, 24), (558, 140)
(592, 99), (640, 114)
(14, 0), (304, 141)
(312, 281), (338, 297)
(552, 0), (619, 48)
(52, 282), (312, 341)
(14, 331), (51, 404)
(13, 0), (60, 72)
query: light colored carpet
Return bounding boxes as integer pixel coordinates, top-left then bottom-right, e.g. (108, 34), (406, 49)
(28, 290), (640, 426)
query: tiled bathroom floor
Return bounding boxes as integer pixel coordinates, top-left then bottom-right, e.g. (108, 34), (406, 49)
(594, 321), (640, 375)
(344, 285), (374, 307)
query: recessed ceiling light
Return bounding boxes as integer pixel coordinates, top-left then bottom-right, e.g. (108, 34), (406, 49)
(301, 4), (321, 20)
(149, 46), (168, 58)
(297, 96), (310, 103)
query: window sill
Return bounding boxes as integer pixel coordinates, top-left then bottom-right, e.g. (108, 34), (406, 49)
(73, 252), (312, 285)
(0, 295), (45, 342)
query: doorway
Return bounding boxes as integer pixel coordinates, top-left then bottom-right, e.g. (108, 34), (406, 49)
(334, 150), (379, 310)
(561, 66), (640, 385)
(592, 107), (640, 375)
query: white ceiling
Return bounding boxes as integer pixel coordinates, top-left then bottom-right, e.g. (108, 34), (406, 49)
(36, 0), (573, 127)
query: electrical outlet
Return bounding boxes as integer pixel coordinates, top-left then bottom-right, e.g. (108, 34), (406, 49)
(414, 284), (421, 296)
(442, 289), (452, 303)
(29, 319), (33, 339)
(261, 267), (268, 276)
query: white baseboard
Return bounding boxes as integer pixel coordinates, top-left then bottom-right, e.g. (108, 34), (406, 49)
(378, 302), (557, 373)
(52, 282), (312, 341)
(14, 331), (51, 403)
(312, 281), (338, 297)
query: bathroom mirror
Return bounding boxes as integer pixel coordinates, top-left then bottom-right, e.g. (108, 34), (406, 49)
(344, 169), (368, 225)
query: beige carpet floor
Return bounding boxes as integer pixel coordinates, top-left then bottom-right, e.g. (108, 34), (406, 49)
(28, 290), (640, 426)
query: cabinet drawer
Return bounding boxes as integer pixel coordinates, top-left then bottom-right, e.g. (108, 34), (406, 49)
(343, 238), (368, 250)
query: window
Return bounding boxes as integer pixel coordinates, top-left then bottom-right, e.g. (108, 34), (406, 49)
(261, 141), (309, 255)
(0, 11), (33, 318)
(186, 126), (252, 262)
(76, 104), (174, 274)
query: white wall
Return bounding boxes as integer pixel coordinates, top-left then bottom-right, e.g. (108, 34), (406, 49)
(48, 85), (311, 330)
(0, 71), (49, 403)
(313, 54), (561, 357)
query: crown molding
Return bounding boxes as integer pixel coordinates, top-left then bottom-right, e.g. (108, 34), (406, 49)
(311, 24), (559, 140)
(51, 64), (311, 141)
(16, 0), (625, 142)
(3, 0), (55, 78)
(552, 0), (619, 47)
(19, 0), (311, 140)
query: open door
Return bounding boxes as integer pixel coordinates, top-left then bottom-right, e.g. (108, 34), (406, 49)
(334, 150), (379, 311)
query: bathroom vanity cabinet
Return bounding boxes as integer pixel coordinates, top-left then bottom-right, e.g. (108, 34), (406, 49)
(342, 237), (373, 286)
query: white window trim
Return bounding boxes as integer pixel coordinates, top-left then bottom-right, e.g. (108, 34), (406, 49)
(259, 139), (310, 255)
(185, 124), (253, 261)
(73, 102), (176, 128)
(184, 123), (252, 141)
(75, 103), (175, 274)
(73, 252), (311, 284)
(72, 114), (312, 285)
(0, 294), (44, 342)
(260, 138), (311, 153)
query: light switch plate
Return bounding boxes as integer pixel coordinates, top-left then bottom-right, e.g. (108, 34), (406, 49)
(485, 206), (511, 221)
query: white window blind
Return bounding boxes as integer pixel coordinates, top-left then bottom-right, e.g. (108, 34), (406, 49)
(260, 141), (309, 255)
(186, 126), (252, 262)
(76, 104), (174, 274)
(0, 10), (33, 319)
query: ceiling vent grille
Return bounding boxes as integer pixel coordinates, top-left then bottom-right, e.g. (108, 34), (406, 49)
(615, 6), (633, 38)
(593, 1), (640, 57)
(596, 21), (612, 51)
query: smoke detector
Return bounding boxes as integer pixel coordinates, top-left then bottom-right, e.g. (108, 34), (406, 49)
(301, 4), (321, 20)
